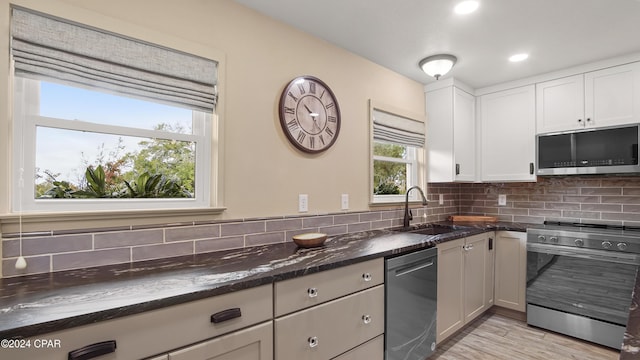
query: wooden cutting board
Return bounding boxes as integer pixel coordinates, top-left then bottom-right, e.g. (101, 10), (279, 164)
(449, 215), (498, 222)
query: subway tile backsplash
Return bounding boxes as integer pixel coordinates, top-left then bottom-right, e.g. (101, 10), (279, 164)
(6, 175), (639, 278)
(2, 207), (433, 278)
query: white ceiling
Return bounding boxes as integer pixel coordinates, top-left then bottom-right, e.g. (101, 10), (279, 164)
(234, 0), (640, 89)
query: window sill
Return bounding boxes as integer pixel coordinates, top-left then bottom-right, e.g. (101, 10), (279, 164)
(0, 207), (227, 234)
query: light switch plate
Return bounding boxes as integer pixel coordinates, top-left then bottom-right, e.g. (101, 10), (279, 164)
(439, 194), (444, 205)
(341, 194), (349, 210)
(498, 194), (507, 206)
(299, 194), (308, 212)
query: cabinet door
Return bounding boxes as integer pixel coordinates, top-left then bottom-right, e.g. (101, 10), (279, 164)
(585, 62), (640, 128)
(463, 233), (491, 323)
(536, 74), (585, 133)
(453, 87), (477, 182)
(494, 231), (527, 312)
(426, 86), (454, 182)
(480, 85), (536, 181)
(436, 238), (464, 343)
(168, 322), (272, 360)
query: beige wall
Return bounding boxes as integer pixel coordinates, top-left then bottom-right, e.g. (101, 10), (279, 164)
(0, 0), (425, 222)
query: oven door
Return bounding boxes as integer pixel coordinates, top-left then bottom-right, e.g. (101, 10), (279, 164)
(527, 242), (638, 325)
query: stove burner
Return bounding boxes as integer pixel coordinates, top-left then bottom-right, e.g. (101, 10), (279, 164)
(543, 221), (640, 232)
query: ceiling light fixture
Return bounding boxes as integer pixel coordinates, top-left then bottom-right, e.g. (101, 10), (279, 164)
(419, 54), (457, 80)
(454, 1), (479, 15)
(509, 53), (529, 62)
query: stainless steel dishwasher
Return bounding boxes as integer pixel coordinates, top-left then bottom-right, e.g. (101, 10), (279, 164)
(385, 246), (438, 360)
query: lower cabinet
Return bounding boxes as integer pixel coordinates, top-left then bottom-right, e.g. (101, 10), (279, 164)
(166, 321), (272, 360)
(436, 232), (495, 343)
(274, 285), (385, 360)
(494, 231), (527, 312)
(333, 335), (384, 360)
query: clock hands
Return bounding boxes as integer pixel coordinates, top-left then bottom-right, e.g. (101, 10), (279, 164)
(303, 104), (322, 132)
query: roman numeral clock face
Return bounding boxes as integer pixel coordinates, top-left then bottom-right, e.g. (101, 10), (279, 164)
(278, 76), (341, 153)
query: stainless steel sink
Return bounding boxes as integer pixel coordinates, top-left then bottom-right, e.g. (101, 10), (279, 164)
(392, 224), (459, 236)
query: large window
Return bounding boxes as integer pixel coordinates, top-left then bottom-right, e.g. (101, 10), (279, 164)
(11, 8), (218, 213)
(370, 102), (425, 204)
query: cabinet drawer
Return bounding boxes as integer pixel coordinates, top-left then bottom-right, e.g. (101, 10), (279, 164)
(275, 258), (383, 316)
(332, 335), (383, 360)
(9, 285), (272, 360)
(275, 285), (384, 360)
(167, 321), (273, 360)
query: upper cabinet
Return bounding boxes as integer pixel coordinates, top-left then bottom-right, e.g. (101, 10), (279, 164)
(426, 85), (476, 182)
(479, 85), (536, 182)
(536, 62), (640, 134)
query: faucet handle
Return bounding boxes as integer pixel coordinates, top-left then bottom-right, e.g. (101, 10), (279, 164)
(408, 209), (413, 221)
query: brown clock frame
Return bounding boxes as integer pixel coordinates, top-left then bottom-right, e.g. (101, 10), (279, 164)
(278, 75), (341, 154)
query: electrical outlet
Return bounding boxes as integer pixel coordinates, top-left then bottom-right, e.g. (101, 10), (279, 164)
(299, 194), (308, 212)
(439, 194), (444, 205)
(498, 194), (507, 206)
(341, 194), (349, 210)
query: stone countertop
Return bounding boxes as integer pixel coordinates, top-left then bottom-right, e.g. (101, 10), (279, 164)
(0, 222), (526, 341)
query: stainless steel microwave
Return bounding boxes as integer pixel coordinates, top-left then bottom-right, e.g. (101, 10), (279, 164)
(536, 123), (640, 175)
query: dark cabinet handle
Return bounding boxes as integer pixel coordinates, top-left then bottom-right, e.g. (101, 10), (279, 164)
(586, 118), (591, 123)
(529, 162), (534, 175)
(455, 163), (460, 175)
(488, 237), (494, 250)
(578, 118), (582, 123)
(211, 308), (242, 323)
(68, 340), (116, 360)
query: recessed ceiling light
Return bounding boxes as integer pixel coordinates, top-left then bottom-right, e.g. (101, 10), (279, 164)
(509, 53), (529, 62)
(454, 1), (479, 15)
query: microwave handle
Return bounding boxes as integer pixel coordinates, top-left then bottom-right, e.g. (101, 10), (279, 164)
(529, 162), (534, 175)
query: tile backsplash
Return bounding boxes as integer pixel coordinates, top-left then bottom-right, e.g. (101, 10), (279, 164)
(5, 175), (638, 278)
(2, 207), (434, 278)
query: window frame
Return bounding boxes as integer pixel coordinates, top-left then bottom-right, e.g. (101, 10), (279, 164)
(369, 100), (427, 205)
(12, 76), (212, 213)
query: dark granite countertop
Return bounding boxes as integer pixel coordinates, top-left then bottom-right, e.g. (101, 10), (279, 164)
(0, 221), (525, 341)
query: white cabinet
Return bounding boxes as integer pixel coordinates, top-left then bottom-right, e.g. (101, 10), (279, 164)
(426, 86), (477, 182)
(12, 285), (273, 360)
(274, 259), (384, 359)
(167, 322), (272, 360)
(536, 74), (585, 133)
(436, 232), (494, 343)
(537, 62), (640, 133)
(479, 85), (536, 182)
(494, 231), (527, 312)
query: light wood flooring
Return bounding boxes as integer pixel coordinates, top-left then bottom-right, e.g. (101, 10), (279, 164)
(431, 312), (620, 360)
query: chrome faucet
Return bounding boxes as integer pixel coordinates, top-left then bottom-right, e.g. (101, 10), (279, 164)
(403, 186), (429, 229)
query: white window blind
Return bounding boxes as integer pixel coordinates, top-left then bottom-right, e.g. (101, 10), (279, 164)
(372, 108), (425, 148)
(10, 8), (218, 112)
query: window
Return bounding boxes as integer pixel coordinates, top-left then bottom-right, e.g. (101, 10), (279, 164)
(370, 102), (426, 204)
(11, 8), (218, 213)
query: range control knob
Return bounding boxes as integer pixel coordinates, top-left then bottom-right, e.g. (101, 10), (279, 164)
(537, 235), (546, 242)
(574, 238), (584, 247)
(618, 242), (629, 251)
(602, 241), (612, 249)
(549, 236), (559, 243)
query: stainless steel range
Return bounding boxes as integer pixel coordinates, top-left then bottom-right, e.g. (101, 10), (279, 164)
(527, 221), (640, 349)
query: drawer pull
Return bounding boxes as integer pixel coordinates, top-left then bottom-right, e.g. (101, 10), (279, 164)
(68, 340), (116, 360)
(211, 308), (242, 323)
(362, 273), (372, 282)
(362, 314), (372, 324)
(308, 336), (319, 348)
(307, 287), (318, 298)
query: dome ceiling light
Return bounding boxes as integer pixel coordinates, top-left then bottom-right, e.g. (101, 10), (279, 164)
(419, 54), (458, 80)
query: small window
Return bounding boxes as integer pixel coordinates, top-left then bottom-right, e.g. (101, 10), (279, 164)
(370, 101), (426, 204)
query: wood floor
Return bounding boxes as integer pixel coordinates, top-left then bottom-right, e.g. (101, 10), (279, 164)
(431, 312), (620, 360)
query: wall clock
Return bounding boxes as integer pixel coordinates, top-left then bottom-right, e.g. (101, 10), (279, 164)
(278, 76), (341, 153)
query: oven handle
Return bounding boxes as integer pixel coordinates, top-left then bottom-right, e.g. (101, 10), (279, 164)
(527, 242), (640, 265)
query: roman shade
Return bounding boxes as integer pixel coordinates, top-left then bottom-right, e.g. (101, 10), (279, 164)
(10, 8), (218, 112)
(372, 108), (425, 148)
